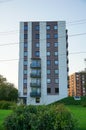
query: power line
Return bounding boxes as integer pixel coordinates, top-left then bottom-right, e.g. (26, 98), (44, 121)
(0, 42), (18, 46)
(0, 0), (14, 3)
(0, 51), (86, 63)
(0, 31), (86, 47)
(0, 19), (86, 35)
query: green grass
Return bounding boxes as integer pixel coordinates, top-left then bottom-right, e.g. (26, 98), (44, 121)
(67, 105), (86, 130)
(0, 110), (12, 130)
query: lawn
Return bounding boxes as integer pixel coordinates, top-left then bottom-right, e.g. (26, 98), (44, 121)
(0, 110), (12, 130)
(67, 105), (86, 130)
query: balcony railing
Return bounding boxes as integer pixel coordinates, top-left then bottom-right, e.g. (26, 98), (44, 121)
(30, 92), (41, 97)
(30, 82), (41, 87)
(30, 73), (41, 78)
(30, 63), (41, 68)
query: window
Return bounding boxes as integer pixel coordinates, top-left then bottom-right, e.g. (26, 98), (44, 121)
(54, 52), (58, 56)
(55, 70), (59, 74)
(24, 79), (27, 83)
(36, 43), (39, 48)
(47, 70), (50, 74)
(36, 98), (40, 103)
(35, 34), (39, 39)
(24, 52), (28, 56)
(47, 88), (51, 93)
(24, 61), (28, 65)
(35, 25), (39, 30)
(24, 70), (27, 74)
(31, 60), (41, 67)
(55, 60), (58, 65)
(55, 79), (59, 83)
(55, 88), (59, 93)
(47, 79), (51, 83)
(54, 25), (58, 30)
(54, 34), (58, 38)
(47, 34), (50, 39)
(47, 42), (50, 47)
(24, 34), (28, 39)
(46, 25), (50, 30)
(54, 42), (58, 47)
(24, 25), (28, 31)
(47, 52), (50, 56)
(47, 60), (51, 65)
(24, 43), (28, 48)
(23, 87), (27, 95)
(35, 51), (40, 57)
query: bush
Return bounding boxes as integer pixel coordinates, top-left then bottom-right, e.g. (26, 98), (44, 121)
(0, 101), (16, 110)
(4, 104), (78, 130)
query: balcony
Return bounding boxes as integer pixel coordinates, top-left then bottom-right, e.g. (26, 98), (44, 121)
(30, 82), (41, 87)
(30, 92), (41, 97)
(30, 63), (41, 68)
(30, 73), (41, 78)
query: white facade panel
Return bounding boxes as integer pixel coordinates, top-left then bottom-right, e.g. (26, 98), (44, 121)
(18, 22), (24, 97)
(58, 21), (68, 98)
(40, 22), (47, 104)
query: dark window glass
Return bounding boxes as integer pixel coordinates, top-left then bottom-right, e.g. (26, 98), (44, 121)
(47, 60), (51, 65)
(24, 25), (28, 31)
(46, 25), (50, 30)
(24, 79), (27, 83)
(35, 51), (39, 57)
(36, 43), (39, 48)
(54, 42), (58, 47)
(47, 79), (51, 83)
(35, 34), (39, 39)
(54, 34), (58, 38)
(47, 88), (51, 93)
(36, 98), (40, 103)
(24, 34), (28, 39)
(47, 42), (50, 47)
(47, 70), (50, 74)
(55, 70), (59, 74)
(24, 52), (28, 56)
(54, 25), (58, 30)
(55, 60), (58, 65)
(55, 88), (59, 93)
(24, 43), (28, 48)
(47, 34), (50, 39)
(54, 52), (58, 56)
(35, 25), (39, 30)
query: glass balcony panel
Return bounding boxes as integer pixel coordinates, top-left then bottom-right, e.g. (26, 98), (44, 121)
(30, 92), (41, 97)
(30, 60), (41, 68)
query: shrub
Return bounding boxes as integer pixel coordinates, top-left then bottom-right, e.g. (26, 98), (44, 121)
(0, 101), (16, 110)
(4, 104), (78, 130)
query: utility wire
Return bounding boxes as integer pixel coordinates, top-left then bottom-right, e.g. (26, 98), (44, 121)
(0, 51), (86, 63)
(0, 0), (14, 3)
(0, 19), (86, 35)
(0, 32), (86, 47)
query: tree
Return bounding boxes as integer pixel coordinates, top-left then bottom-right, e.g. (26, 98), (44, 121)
(0, 74), (18, 102)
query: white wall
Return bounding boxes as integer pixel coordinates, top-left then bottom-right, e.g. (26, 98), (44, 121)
(18, 22), (24, 97)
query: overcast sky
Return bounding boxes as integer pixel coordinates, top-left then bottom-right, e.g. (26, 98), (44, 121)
(0, 0), (86, 87)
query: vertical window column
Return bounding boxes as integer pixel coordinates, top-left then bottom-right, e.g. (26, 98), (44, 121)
(23, 22), (28, 95)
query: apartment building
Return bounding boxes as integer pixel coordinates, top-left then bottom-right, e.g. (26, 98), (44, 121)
(68, 72), (86, 96)
(18, 21), (68, 105)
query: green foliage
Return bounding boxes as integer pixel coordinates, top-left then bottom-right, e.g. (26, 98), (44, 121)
(0, 74), (18, 102)
(53, 96), (86, 106)
(0, 101), (16, 110)
(4, 104), (78, 130)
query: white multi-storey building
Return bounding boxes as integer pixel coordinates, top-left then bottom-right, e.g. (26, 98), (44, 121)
(18, 21), (68, 105)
